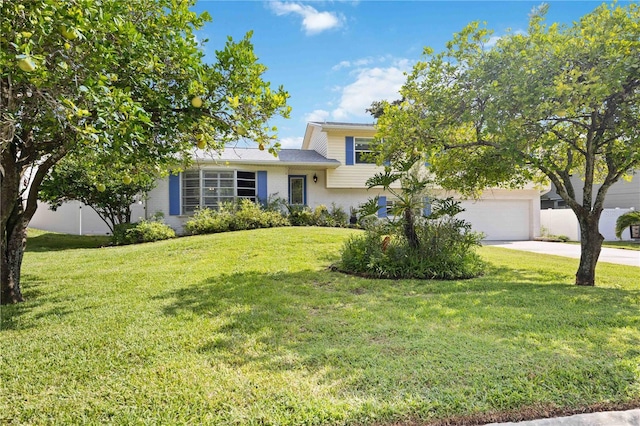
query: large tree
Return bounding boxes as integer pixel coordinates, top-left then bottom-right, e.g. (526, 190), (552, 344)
(1, 0), (290, 304)
(374, 2), (640, 286)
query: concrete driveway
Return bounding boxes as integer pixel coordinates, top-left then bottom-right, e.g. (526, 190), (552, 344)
(485, 240), (640, 267)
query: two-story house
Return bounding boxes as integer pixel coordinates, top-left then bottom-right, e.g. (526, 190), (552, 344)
(149, 122), (542, 240)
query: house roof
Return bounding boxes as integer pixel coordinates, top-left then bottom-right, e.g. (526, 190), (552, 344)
(308, 121), (376, 131)
(192, 147), (341, 168)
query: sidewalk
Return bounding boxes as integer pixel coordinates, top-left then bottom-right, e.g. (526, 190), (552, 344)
(484, 408), (640, 426)
(485, 241), (640, 267)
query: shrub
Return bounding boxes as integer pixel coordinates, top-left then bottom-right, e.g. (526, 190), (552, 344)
(112, 220), (176, 245)
(230, 199), (290, 231)
(327, 203), (349, 227)
(287, 205), (315, 226)
(286, 203), (349, 227)
(339, 210), (486, 280)
(184, 207), (231, 235)
(184, 199), (289, 235)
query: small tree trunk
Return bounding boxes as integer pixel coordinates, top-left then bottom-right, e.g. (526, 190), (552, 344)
(403, 208), (420, 250)
(1, 219), (27, 304)
(575, 212), (604, 286)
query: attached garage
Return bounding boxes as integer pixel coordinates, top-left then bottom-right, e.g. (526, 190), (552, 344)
(458, 199), (532, 241)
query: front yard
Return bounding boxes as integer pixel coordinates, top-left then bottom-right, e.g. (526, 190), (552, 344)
(2, 227), (639, 425)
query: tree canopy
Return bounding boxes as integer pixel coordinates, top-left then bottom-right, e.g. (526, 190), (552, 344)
(1, 0), (290, 303)
(374, 2), (640, 286)
(39, 150), (158, 233)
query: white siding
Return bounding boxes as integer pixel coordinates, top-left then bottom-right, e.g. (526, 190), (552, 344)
(308, 126), (328, 158)
(325, 129), (388, 188)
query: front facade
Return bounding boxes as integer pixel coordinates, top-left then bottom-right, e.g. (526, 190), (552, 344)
(148, 122), (542, 240)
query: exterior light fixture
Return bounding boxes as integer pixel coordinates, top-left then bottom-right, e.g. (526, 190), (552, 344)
(313, 173), (318, 183)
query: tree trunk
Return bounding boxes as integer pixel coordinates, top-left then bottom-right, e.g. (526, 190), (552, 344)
(1, 140), (64, 304)
(403, 208), (420, 250)
(1, 218), (27, 304)
(1, 163), (28, 304)
(575, 212), (604, 286)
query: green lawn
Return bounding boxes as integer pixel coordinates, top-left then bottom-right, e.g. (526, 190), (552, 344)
(601, 241), (640, 251)
(2, 228), (639, 425)
(564, 240), (640, 251)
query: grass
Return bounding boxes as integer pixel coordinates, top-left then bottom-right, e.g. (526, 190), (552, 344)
(566, 240), (640, 251)
(2, 227), (639, 425)
(601, 241), (640, 251)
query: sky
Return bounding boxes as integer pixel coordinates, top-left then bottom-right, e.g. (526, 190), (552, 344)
(192, 1), (619, 149)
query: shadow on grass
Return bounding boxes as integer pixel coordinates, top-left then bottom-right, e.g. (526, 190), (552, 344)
(25, 232), (111, 252)
(0, 274), (57, 331)
(154, 267), (640, 422)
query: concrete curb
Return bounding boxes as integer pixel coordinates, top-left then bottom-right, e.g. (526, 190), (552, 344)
(484, 408), (640, 425)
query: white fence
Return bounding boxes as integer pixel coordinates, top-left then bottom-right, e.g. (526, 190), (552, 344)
(29, 201), (147, 235)
(540, 208), (636, 241)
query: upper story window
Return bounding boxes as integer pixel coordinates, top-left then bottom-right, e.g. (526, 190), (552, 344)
(181, 170), (256, 215)
(355, 137), (375, 164)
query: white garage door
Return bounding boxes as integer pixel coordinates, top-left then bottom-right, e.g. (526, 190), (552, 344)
(457, 200), (531, 241)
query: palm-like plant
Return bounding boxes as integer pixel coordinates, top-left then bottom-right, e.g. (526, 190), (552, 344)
(615, 211), (640, 239)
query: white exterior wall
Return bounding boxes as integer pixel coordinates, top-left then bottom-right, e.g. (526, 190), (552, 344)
(306, 125), (329, 158)
(308, 175), (541, 240)
(145, 177), (173, 230)
(30, 200), (146, 235)
(540, 207), (636, 241)
(290, 168), (389, 213)
(150, 165), (290, 235)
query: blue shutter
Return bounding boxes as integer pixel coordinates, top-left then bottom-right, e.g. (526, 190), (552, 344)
(169, 173), (180, 215)
(423, 197), (432, 217)
(345, 136), (354, 165)
(257, 171), (267, 205)
(377, 196), (387, 218)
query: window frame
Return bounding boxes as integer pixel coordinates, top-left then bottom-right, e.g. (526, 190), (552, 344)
(354, 137), (375, 164)
(181, 169), (256, 215)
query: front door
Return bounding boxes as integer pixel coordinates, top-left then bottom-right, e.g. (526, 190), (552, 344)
(288, 175), (306, 205)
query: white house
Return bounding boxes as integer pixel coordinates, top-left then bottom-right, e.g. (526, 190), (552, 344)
(147, 122), (542, 240)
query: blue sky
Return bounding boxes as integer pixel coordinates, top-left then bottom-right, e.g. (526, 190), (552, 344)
(193, 1), (616, 148)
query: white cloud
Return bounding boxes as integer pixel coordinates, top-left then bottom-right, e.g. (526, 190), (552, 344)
(279, 136), (304, 149)
(331, 64), (409, 121)
(484, 30), (526, 49)
(331, 55), (396, 71)
(304, 109), (331, 122)
(332, 57), (375, 71)
(485, 35), (502, 49)
(269, 1), (344, 35)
